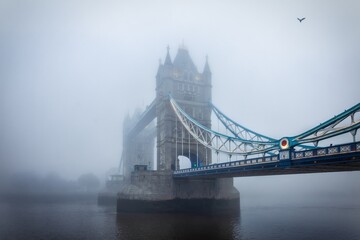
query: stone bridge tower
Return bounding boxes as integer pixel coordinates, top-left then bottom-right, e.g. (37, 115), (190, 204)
(116, 45), (240, 214)
(156, 45), (212, 171)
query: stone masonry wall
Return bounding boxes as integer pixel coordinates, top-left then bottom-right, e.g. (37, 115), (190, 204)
(117, 170), (239, 201)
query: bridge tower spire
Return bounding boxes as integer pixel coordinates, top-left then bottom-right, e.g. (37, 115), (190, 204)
(203, 55), (211, 80)
(164, 45), (172, 66)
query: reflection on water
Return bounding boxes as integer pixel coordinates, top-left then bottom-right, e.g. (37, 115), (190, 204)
(1, 198), (360, 240)
(116, 213), (239, 240)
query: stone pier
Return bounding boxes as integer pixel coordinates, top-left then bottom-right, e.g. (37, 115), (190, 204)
(117, 170), (239, 214)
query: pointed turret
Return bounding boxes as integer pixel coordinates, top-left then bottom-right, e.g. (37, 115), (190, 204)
(203, 55), (211, 75)
(164, 45), (172, 66)
(202, 55), (211, 83)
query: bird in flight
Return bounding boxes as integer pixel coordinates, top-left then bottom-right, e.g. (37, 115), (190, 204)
(297, 17), (306, 23)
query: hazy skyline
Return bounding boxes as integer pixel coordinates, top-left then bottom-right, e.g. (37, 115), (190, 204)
(1, 0), (359, 183)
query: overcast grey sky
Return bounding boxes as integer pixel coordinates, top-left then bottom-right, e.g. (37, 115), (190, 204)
(1, 0), (359, 186)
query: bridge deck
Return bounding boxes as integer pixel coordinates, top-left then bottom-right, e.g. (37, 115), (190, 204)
(173, 142), (360, 178)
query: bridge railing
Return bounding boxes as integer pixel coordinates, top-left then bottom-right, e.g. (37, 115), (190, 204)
(292, 141), (360, 160)
(174, 155), (280, 174)
(173, 141), (360, 175)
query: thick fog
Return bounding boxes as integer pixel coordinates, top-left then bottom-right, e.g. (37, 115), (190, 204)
(1, 0), (359, 202)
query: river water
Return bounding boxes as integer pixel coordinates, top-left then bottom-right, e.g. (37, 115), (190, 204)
(0, 197), (359, 240)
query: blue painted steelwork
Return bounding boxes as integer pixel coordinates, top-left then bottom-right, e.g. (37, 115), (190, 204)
(210, 102), (276, 142)
(169, 95), (360, 156)
(289, 103), (360, 147)
(211, 102), (314, 152)
(173, 141), (360, 178)
(169, 96), (279, 156)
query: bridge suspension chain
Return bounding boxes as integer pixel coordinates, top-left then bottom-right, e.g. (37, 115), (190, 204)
(210, 102), (277, 143)
(170, 96), (360, 156)
(290, 103), (360, 147)
(169, 96), (278, 156)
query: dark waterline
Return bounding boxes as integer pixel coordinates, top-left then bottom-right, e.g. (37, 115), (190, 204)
(0, 198), (359, 240)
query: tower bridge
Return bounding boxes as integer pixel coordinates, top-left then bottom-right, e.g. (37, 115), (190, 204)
(116, 46), (360, 214)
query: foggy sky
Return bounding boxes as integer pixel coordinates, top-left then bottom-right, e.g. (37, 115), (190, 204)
(1, 0), (360, 192)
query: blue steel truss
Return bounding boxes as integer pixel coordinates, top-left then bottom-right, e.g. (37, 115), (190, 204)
(169, 95), (360, 157)
(288, 103), (360, 147)
(210, 102), (276, 143)
(170, 97), (279, 156)
(173, 141), (360, 178)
